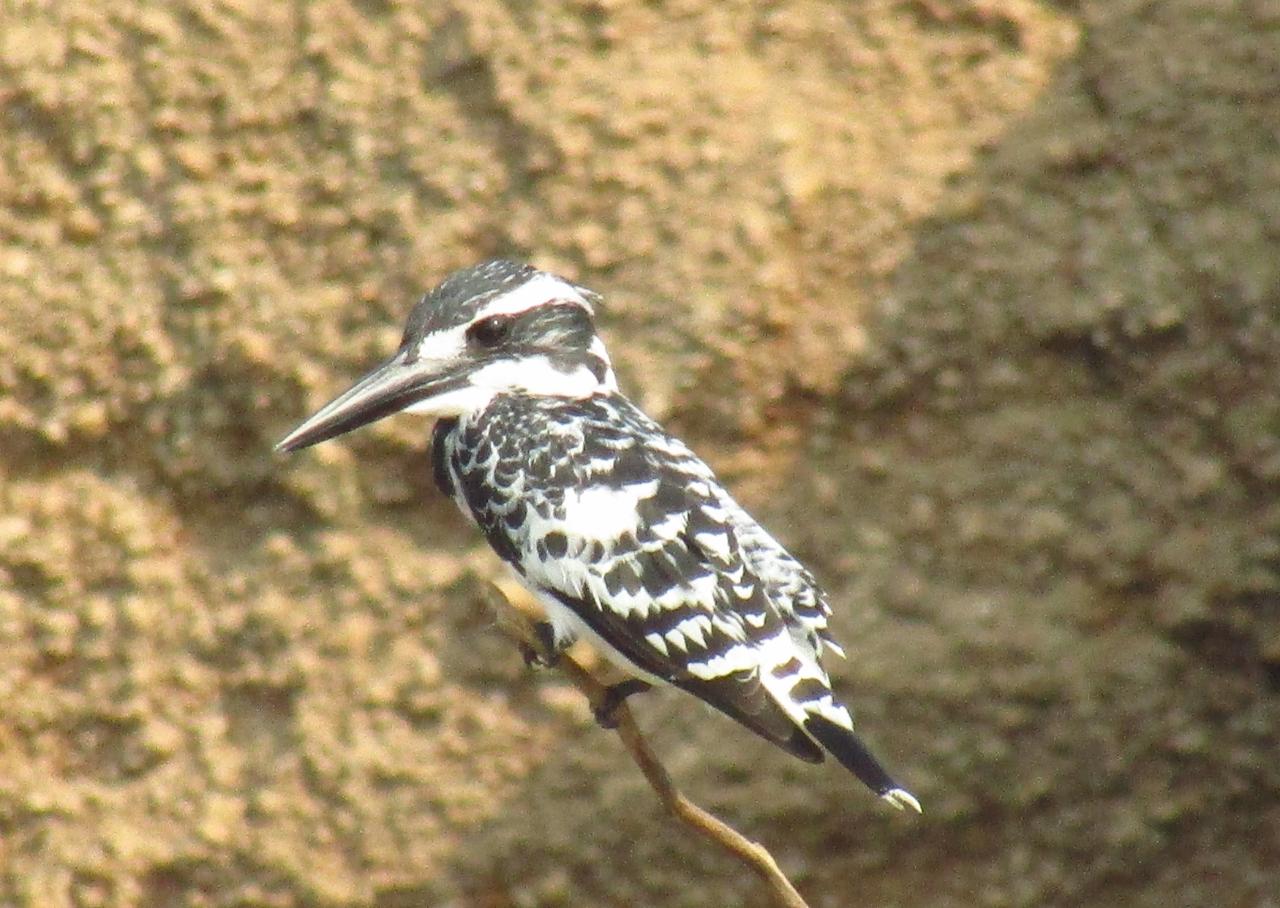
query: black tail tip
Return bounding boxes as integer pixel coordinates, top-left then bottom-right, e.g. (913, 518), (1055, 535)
(804, 714), (922, 814)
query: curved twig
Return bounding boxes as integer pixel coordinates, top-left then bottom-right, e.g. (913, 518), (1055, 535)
(482, 583), (811, 908)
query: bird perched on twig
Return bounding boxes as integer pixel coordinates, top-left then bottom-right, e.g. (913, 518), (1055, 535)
(277, 261), (920, 812)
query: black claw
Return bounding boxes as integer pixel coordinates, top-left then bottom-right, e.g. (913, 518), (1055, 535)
(522, 621), (561, 669)
(592, 679), (653, 729)
(518, 641), (544, 668)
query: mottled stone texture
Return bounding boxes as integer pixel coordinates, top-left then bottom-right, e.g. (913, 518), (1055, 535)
(1, 1), (1276, 905)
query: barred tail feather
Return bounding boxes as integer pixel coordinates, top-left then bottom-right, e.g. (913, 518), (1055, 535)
(804, 714), (922, 813)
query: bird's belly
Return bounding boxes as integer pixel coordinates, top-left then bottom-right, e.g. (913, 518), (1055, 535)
(510, 570), (670, 688)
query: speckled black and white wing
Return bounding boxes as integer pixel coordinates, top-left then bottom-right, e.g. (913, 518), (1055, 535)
(433, 392), (916, 807)
(723, 505), (845, 660)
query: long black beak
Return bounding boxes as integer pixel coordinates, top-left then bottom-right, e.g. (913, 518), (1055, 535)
(275, 352), (471, 453)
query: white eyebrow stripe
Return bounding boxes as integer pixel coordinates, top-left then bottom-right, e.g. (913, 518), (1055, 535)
(476, 273), (593, 319)
(411, 272), (606, 365)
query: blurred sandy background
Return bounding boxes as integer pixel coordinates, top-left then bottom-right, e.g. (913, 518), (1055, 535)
(1, 1), (1278, 905)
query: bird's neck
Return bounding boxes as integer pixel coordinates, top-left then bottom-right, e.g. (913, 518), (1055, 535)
(471, 352), (615, 400)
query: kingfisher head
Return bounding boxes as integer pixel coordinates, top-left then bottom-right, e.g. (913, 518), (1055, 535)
(276, 260), (616, 452)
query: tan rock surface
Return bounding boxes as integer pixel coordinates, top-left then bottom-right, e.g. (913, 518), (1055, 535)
(1, 1), (1277, 905)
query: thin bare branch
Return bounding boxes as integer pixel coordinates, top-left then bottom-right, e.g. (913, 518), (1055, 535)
(482, 583), (812, 908)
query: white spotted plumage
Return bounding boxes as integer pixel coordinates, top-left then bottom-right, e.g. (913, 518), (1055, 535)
(278, 260), (919, 812)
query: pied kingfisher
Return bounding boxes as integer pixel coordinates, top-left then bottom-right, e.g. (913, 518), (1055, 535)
(277, 260), (920, 812)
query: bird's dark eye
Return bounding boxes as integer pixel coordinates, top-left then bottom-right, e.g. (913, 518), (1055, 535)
(467, 314), (514, 348)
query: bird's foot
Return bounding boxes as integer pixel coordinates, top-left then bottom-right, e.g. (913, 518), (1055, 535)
(520, 621), (561, 669)
(592, 679), (653, 729)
